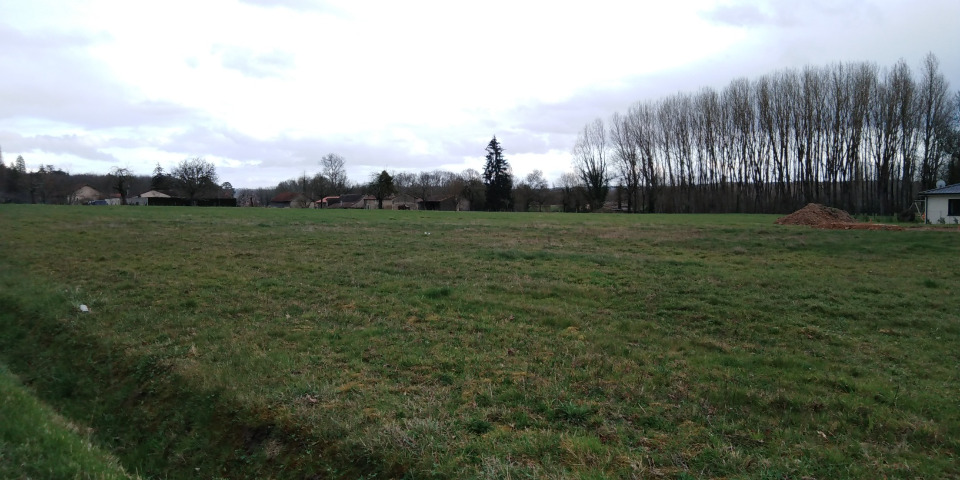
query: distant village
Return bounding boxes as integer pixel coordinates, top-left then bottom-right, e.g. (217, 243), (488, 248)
(0, 151), (579, 212)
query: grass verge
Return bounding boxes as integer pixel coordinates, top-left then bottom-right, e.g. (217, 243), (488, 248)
(0, 361), (137, 479)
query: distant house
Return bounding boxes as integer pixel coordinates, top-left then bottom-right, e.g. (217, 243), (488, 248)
(327, 193), (366, 209)
(361, 195), (379, 209)
(269, 192), (311, 208)
(69, 185), (103, 205)
(420, 195), (470, 212)
(921, 182), (960, 224)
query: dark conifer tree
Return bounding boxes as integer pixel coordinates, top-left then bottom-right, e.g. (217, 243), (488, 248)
(370, 170), (395, 209)
(482, 136), (512, 211)
(151, 163), (168, 191)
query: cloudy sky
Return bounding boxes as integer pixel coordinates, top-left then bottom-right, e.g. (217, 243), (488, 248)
(2, 0), (958, 189)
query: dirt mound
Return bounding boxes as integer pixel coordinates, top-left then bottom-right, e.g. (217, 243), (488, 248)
(776, 203), (905, 230)
(776, 203), (856, 226)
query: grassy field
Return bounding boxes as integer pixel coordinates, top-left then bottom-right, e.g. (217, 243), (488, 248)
(0, 362), (137, 479)
(0, 205), (957, 479)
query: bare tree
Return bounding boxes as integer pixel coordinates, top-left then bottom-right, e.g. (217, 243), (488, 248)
(525, 170), (549, 212)
(942, 91), (960, 184)
(846, 63), (875, 211)
(172, 157), (219, 202)
(566, 55), (951, 214)
(573, 118), (611, 211)
(556, 172), (586, 212)
(609, 112), (640, 212)
(917, 53), (951, 189)
(110, 167), (132, 205)
(413, 170), (442, 208)
(320, 153), (348, 194)
(306, 173), (329, 200)
(626, 102), (662, 212)
(513, 177), (532, 212)
(438, 170), (470, 211)
(460, 168), (485, 211)
(392, 172), (416, 195)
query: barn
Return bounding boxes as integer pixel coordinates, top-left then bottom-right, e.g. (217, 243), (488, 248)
(920, 182), (960, 224)
(269, 192), (311, 208)
(68, 185), (103, 205)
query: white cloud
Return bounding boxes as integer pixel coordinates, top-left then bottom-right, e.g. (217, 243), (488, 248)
(213, 46), (296, 79)
(0, 0), (958, 188)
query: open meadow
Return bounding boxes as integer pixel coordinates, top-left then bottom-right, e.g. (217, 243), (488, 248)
(0, 205), (958, 479)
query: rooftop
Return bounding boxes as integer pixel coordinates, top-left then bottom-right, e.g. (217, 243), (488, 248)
(920, 183), (960, 195)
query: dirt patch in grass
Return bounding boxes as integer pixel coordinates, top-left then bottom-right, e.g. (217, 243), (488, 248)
(775, 203), (904, 230)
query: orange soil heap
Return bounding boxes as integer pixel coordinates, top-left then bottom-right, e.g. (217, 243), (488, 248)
(775, 203), (904, 230)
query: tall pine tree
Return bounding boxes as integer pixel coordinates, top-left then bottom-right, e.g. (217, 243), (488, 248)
(482, 136), (512, 211)
(151, 163), (168, 191)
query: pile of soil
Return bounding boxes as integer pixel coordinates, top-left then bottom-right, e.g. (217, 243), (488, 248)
(775, 203), (856, 226)
(775, 203), (904, 230)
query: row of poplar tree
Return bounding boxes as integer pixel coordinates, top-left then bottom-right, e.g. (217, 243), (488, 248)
(572, 53), (960, 215)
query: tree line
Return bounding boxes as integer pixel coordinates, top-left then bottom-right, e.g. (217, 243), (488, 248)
(572, 53), (960, 214)
(243, 138), (558, 211)
(0, 155), (230, 205)
(12, 53), (957, 215)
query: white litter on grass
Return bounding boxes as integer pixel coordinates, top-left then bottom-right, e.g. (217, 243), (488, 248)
(79, 304), (89, 313)
(424, 232), (431, 235)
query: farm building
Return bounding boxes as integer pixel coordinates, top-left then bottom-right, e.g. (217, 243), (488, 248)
(68, 185), (103, 205)
(318, 196), (340, 208)
(321, 194), (420, 210)
(324, 194), (368, 209)
(920, 182), (960, 224)
(420, 195), (470, 211)
(385, 193), (418, 210)
(140, 190), (172, 198)
(128, 190), (171, 206)
(269, 192), (311, 208)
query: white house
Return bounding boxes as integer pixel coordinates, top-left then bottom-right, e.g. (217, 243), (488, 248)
(920, 182), (960, 224)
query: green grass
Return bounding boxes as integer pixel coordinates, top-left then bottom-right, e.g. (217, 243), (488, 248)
(0, 362), (137, 479)
(0, 205), (958, 478)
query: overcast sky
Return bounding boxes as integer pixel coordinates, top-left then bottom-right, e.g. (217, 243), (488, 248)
(2, 0), (958, 189)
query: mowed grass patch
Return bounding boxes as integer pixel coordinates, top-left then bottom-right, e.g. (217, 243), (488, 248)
(0, 205), (958, 478)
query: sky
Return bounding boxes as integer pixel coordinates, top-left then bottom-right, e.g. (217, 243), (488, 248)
(2, 0), (959, 189)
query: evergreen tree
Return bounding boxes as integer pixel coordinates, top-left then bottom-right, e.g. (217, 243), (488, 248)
(482, 136), (512, 211)
(151, 163), (168, 191)
(8, 155), (26, 194)
(370, 170), (395, 209)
